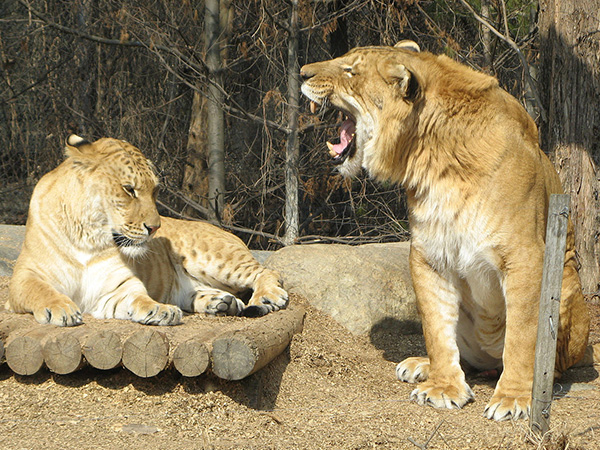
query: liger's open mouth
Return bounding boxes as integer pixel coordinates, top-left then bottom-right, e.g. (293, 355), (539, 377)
(309, 100), (357, 165)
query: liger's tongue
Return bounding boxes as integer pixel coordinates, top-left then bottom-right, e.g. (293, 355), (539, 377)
(329, 119), (356, 156)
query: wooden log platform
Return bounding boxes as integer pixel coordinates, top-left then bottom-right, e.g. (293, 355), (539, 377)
(0, 299), (305, 379)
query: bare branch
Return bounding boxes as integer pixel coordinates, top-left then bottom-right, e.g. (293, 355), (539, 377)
(1, 60), (68, 104)
(157, 198), (284, 245)
(17, 0), (291, 134)
(299, 0), (368, 33)
(457, 0), (547, 121)
(261, 0), (291, 34)
(16, 0), (209, 74)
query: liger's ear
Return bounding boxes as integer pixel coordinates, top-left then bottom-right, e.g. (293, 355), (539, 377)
(381, 64), (419, 100)
(64, 134), (92, 157)
(66, 134), (90, 147)
(394, 40), (420, 53)
(64, 135), (99, 171)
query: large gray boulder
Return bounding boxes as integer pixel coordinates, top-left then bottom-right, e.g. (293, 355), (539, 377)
(0, 225), (25, 277)
(264, 242), (419, 335)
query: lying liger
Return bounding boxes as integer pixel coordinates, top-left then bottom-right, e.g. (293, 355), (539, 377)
(300, 40), (596, 421)
(9, 135), (288, 326)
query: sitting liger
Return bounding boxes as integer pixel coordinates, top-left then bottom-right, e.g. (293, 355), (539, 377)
(300, 40), (596, 421)
(8, 135), (288, 326)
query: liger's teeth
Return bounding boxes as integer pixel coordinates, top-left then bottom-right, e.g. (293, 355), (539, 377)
(310, 101), (318, 114)
(326, 141), (336, 157)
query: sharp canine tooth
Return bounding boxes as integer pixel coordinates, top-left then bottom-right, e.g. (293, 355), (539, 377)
(310, 101), (317, 114)
(326, 141), (334, 151)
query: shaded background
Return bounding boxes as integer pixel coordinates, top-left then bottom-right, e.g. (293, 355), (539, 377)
(0, 0), (597, 295)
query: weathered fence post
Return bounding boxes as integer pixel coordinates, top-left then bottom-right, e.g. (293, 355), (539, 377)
(530, 194), (570, 437)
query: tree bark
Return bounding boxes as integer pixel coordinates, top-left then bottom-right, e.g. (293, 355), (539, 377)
(538, 0), (600, 298)
(205, 0), (226, 220)
(480, 0), (492, 68)
(283, 0), (300, 245)
(182, 90), (210, 215)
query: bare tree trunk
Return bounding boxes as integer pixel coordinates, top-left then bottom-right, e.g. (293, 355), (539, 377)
(182, 90), (210, 214)
(480, 0), (492, 68)
(184, 1), (232, 218)
(205, 0), (225, 220)
(283, 0), (300, 245)
(75, 0), (95, 135)
(538, 0), (600, 298)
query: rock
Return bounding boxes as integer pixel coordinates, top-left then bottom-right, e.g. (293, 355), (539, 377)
(264, 242), (419, 336)
(0, 225), (25, 277)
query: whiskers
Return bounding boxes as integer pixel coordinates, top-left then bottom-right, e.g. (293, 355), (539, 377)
(112, 232), (138, 248)
(112, 231), (148, 258)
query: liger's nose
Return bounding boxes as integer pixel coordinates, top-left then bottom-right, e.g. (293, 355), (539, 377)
(144, 223), (160, 236)
(300, 66), (315, 80)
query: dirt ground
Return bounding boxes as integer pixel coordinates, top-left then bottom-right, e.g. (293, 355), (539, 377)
(0, 276), (599, 450)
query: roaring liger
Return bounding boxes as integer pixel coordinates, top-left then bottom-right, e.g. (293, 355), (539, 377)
(300, 40), (592, 420)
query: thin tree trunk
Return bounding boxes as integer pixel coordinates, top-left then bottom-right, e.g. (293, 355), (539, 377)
(538, 0), (600, 298)
(283, 0), (300, 245)
(205, 0), (225, 221)
(75, 0), (95, 135)
(480, 0), (492, 68)
(182, 90), (210, 215)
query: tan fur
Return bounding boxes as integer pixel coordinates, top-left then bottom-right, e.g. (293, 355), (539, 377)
(9, 136), (288, 326)
(301, 43), (591, 421)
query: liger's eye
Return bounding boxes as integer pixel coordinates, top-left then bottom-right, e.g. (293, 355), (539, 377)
(122, 184), (137, 198)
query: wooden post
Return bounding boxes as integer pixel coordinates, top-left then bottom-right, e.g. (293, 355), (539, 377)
(530, 194), (570, 436)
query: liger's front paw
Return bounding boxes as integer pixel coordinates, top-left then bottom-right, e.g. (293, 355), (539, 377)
(410, 379), (474, 410)
(131, 303), (183, 326)
(484, 394), (531, 421)
(249, 287), (289, 313)
(396, 356), (430, 383)
(33, 299), (83, 327)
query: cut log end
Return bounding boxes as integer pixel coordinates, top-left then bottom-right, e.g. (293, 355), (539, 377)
(212, 336), (256, 380)
(122, 329), (169, 378)
(43, 334), (82, 375)
(6, 335), (43, 376)
(211, 304), (306, 380)
(172, 339), (210, 377)
(82, 330), (123, 370)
